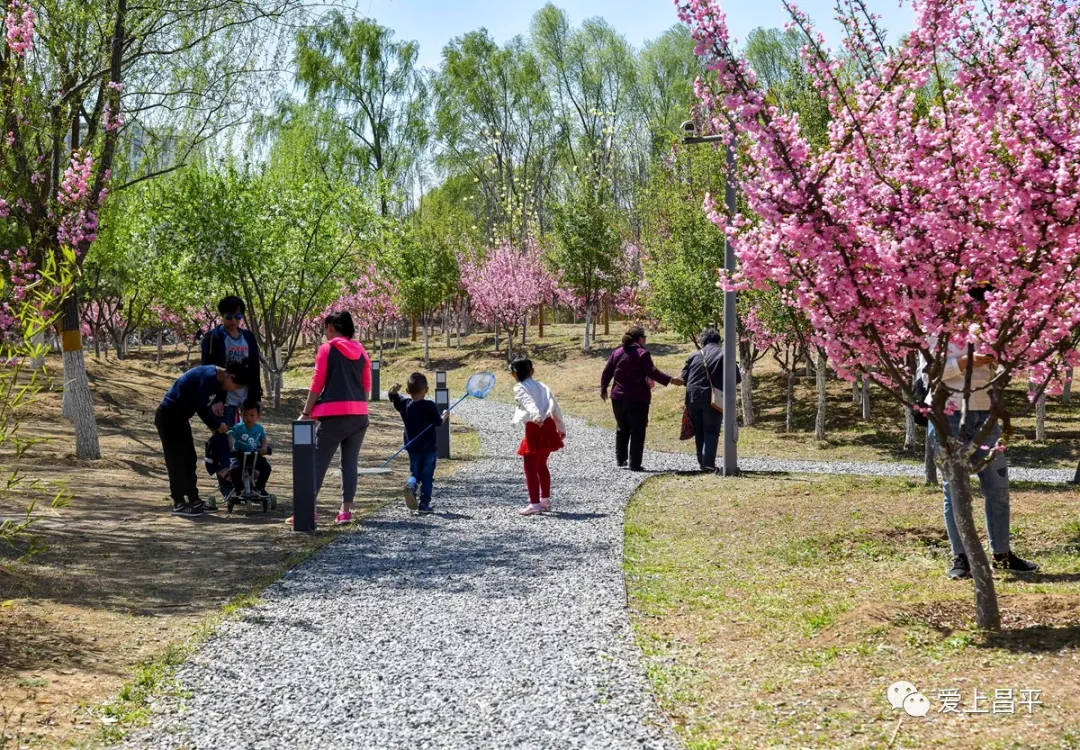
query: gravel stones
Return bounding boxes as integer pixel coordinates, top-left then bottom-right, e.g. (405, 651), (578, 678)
(122, 398), (679, 750)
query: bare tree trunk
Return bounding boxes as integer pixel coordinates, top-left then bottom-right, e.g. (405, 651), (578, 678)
(1063, 366), (1073, 405)
(93, 335), (101, 360)
(740, 365), (754, 427)
(445, 306), (451, 348)
(156, 329), (163, 367)
(943, 442), (1001, 630)
(494, 321), (500, 353)
(60, 293), (101, 460)
(583, 306), (592, 352)
(1036, 393), (1047, 441)
(861, 376), (870, 420)
(785, 370), (794, 433)
(538, 304), (544, 338)
(411, 316), (417, 342)
(423, 316), (430, 368)
(521, 313), (527, 348)
(852, 377), (860, 406)
(815, 350), (827, 441)
(905, 404), (917, 450)
(603, 301), (609, 337)
(924, 428), (938, 486)
(456, 307), (462, 349)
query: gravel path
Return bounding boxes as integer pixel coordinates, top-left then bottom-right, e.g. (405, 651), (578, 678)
(121, 398), (1071, 749)
(123, 397), (680, 750)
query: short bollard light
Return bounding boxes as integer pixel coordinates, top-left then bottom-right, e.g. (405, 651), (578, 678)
(292, 419), (317, 533)
(435, 370), (450, 460)
(371, 359), (381, 401)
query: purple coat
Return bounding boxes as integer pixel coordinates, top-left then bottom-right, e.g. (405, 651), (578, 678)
(600, 342), (673, 404)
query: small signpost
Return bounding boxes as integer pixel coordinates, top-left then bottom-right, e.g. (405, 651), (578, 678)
(292, 419), (317, 533)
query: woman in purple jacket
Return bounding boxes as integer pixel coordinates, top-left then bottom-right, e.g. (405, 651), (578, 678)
(600, 327), (684, 471)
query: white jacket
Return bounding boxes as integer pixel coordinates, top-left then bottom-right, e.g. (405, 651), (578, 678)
(512, 378), (566, 434)
(921, 338), (998, 412)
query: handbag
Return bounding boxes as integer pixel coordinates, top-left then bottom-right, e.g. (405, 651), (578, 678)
(702, 350), (724, 414)
(680, 406), (695, 440)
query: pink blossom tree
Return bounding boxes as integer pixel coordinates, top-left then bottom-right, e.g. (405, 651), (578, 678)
(462, 238), (557, 361)
(311, 266), (400, 358)
(681, 0), (1080, 629)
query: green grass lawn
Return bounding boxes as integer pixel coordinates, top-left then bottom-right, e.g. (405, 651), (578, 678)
(625, 473), (1080, 749)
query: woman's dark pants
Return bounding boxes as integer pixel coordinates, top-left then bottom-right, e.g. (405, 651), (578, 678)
(611, 399), (650, 469)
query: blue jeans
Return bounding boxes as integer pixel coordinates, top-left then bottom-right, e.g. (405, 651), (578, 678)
(687, 403), (721, 469)
(208, 404), (239, 492)
(929, 411), (1010, 556)
(407, 450), (437, 503)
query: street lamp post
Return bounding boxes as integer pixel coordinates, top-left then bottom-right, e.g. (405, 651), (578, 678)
(683, 125), (740, 476)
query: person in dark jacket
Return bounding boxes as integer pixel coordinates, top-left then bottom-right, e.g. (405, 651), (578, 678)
(388, 372), (447, 515)
(201, 295), (262, 500)
(155, 363), (247, 517)
(600, 326), (684, 471)
(682, 328), (741, 472)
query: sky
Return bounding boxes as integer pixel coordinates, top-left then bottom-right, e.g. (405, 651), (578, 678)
(350, 0), (915, 71)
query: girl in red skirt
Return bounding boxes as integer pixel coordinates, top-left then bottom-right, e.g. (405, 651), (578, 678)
(511, 357), (566, 516)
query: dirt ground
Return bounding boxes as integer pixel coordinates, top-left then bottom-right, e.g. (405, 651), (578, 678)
(0, 352), (479, 748)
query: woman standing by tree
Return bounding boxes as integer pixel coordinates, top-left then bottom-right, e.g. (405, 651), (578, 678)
(600, 327), (684, 471)
(289, 311), (371, 526)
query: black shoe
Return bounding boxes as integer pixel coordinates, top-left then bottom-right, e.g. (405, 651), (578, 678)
(628, 466), (645, 472)
(701, 466), (718, 473)
(617, 461), (627, 468)
(417, 502), (434, 515)
(947, 554), (971, 580)
(185, 501), (209, 517)
(994, 551), (1039, 572)
(171, 500), (188, 515)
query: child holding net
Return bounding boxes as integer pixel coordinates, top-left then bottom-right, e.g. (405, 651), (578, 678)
(510, 357), (566, 516)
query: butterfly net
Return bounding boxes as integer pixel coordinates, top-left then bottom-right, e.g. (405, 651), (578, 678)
(465, 371), (497, 399)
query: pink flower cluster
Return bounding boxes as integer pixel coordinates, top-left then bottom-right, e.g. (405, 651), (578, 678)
(461, 239), (557, 333)
(310, 265), (400, 340)
(4, 0), (34, 57)
(680, 0), (1080, 401)
(56, 150), (99, 252)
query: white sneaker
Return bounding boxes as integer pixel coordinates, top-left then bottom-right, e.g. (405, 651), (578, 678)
(539, 498), (552, 512)
(519, 503), (543, 516)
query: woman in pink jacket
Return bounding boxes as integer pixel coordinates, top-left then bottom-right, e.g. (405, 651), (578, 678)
(294, 311), (372, 525)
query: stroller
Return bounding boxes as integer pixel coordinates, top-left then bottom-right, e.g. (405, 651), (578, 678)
(205, 435), (277, 514)
(226, 447), (277, 514)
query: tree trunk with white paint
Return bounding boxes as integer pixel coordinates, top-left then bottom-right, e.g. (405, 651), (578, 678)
(815, 351), (827, 441)
(59, 293), (101, 460)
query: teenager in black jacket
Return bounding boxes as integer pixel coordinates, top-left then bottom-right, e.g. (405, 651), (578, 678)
(200, 296), (262, 501)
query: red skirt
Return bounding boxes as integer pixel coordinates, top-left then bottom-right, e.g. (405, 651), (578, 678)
(518, 417), (564, 456)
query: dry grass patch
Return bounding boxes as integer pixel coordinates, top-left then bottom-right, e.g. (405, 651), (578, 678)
(625, 473), (1080, 749)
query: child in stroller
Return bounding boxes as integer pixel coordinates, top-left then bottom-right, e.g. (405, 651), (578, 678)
(225, 400), (276, 513)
